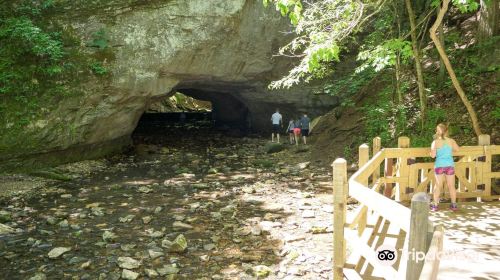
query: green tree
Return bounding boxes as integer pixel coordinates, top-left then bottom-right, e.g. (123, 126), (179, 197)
(263, 0), (388, 88)
(430, 0), (482, 136)
(405, 0), (427, 129)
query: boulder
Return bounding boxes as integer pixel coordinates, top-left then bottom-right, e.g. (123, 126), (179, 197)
(265, 143), (285, 154)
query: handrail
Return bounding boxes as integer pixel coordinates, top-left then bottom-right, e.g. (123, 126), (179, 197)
(350, 150), (385, 183)
(384, 145), (499, 158)
(348, 149), (411, 232)
(348, 181), (411, 232)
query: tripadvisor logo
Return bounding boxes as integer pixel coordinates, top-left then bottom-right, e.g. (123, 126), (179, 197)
(376, 244), (398, 266)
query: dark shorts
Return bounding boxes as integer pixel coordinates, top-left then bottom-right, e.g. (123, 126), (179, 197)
(302, 129), (309, 137)
(435, 166), (455, 175)
(272, 124), (280, 133)
(289, 130), (294, 134)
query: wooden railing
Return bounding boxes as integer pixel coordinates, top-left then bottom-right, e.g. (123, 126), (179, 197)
(332, 134), (498, 280)
(381, 135), (499, 202)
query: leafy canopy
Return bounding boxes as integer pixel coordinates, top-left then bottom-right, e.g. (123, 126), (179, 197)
(264, 0), (481, 89)
(263, 0), (374, 89)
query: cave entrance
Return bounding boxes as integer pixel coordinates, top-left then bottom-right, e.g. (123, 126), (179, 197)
(178, 88), (251, 132)
(132, 88), (252, 145)
(132, 92), (213, 142)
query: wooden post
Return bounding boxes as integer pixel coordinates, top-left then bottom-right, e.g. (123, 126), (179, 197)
(384, 158), (394, 198)
(478, 134), (491, 146)
(407, 192), (430, 280)
(333, 158), (348, 280)
(359, 144), (370, 186)
(373, 137), (382, 184)
(358, 144), (370, 236)
(397, 137), (411, 201)
(478, 134), (491, 201)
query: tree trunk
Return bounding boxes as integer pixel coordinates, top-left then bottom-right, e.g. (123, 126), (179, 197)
(395, 53), (402, 104)
(430, 0), (482, 136)
(393, 0), (403, 104)
(437, 7), (446, 83)
(405, 0), (427, 128)
(478, 0), (499, 42)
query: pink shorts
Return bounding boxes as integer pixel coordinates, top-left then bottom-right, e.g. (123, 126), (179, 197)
(435, 166), (455, 175)
(293, 128), (301, 135)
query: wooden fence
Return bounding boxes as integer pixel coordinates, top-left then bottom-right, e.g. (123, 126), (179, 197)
(332, 134), (498, 280)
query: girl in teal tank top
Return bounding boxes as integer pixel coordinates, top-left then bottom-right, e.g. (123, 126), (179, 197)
(430, 124), (460, 211)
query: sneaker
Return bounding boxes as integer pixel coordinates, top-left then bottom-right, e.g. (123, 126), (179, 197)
(450, 203), (458, 211)
(430, 204), (439, 212)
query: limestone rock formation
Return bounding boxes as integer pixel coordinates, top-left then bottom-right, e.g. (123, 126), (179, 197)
(1, 0), (338, 170)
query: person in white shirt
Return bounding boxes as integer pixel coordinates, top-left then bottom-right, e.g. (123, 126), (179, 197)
(270, 109), (283, 143)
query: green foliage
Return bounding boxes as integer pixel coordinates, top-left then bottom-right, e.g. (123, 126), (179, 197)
(253, 159), (274, 169)
(263, 0), (372, 89)
(0, 16), (65, 96)
(90, 62), (108, 75)
(432, 0), (480, 13)
(412, 108), (447, 147)
(357, 39), (413, 72)
(363, 100), (393, 144)
(0, 0), (92, 149)
(319, 68), (376, 101)
(361, 84), (447, 147)
(491, 106), (500, 121)
(263, 0), (303, 26)
(343, 146), (353, 162)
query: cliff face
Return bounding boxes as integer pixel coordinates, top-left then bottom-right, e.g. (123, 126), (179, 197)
(0, 0), (339, 170)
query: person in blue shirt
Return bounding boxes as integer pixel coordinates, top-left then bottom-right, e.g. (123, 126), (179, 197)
(430, 123), (460, 211)
(299, 113), (310, 144)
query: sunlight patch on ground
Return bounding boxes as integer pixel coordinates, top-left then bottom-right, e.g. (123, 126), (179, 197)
(429, 202), (500, 279)
(123, 179), (157, 186)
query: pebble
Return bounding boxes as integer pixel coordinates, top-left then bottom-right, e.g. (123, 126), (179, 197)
(48, 247), (71, 259)
(142, 216), (152, 224)
(157, 265), (179, 276)
(121, 269), (139, 280)
(119, 215), (135, 223)
(138, 186), (153, 193)
(203, 243), (216, 251)
(145, 269), (159, 277)
(253, 265), (272, 277)
(162, 234), (187, 253)
(148, 249), (165, 259)
(117, 257), (141, 269)
(102, 231), (118, 242)
(29, 273), (47, 280)
(172, 221), (193, 230)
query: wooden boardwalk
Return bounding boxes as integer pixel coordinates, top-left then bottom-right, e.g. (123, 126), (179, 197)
(333, 135), (499, 279)
(429, 201), (500, 279)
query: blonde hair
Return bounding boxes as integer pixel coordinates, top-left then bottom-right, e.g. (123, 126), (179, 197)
(435, 123), (448, 140)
